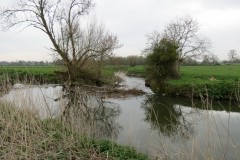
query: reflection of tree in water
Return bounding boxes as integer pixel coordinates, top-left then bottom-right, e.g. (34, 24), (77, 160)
(142, 95), (194, 139)
(61, 86), (122, 139)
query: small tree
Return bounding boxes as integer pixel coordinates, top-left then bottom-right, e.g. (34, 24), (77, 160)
(146, 16), (210, 78)
(146, 38), (178, 93)
(0, 0), (120, 83)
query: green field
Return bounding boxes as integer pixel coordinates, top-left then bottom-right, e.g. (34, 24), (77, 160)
(169, 65), (240, 85)
(121, 64), (240, 84)
(0, 66), (65, 84)
(0, 66), (64, 74)
(1, 64), (240, 84)
(167, 65), (240, 99)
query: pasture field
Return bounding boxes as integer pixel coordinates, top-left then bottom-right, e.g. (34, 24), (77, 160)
(0, 65), (65, 84)
(168, 65), (240, 99)
(119, 64), (240, 85)
(0, 65), (64, 74)
(169, 65), (240, 86)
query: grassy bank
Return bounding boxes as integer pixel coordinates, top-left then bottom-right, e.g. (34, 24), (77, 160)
(0, 101), (147, 159)
(0, 65), (145, 85)
(105, 64), (240, 99)
(0, 66), (65, 84)
(168, 65), (240, 99)
(2, 64), (239, 99)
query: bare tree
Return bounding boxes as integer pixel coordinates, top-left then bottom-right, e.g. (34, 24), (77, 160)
(145, 16), (210, 78)
(164, 16), (210, 59)
(0, 0), (120, 83)
(228, 50), (239, 63)
(202, 53), (219, 65)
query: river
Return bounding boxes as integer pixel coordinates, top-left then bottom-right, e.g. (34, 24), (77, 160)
(1, 76), (240, 159)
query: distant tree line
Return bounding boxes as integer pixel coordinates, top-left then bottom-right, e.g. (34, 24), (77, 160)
(182, 49), (240, 66)
(104, 55), (146, 66)
(1, 49), (239, 67)
(0, 61), (53, 66)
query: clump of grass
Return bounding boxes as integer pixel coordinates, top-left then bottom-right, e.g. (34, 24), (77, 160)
(0, 101), (147, 159)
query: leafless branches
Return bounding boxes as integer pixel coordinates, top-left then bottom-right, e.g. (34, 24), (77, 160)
(145, 16), (211, 60)
(0, 0), (120, 81)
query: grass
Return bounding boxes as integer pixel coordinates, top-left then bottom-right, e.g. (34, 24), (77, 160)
(0, 65), (65, 84)
(126, 65), (146, 77)
(0, 64), (129, 85)
(2, 64), (240, 99)
(169, 65), (240, 86)
(104, 64), (240, 99)
(0, 65), (239, 159)
(0, 65), (63, 74)
(167, 65), (240, 99)
(0, 99), (147, 159)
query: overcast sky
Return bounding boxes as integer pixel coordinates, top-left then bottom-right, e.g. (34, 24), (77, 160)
(0, 0), (240, 61)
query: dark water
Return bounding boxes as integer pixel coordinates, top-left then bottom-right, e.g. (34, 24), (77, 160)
(1, 77), (240, 159)
(108, 75), (240, 160)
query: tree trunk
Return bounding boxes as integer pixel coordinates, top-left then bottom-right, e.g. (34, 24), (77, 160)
(171, 60), (181, 79)
(67, 63), (78, 84)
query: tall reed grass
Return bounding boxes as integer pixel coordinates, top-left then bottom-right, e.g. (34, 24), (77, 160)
(0, 77), (147, 159)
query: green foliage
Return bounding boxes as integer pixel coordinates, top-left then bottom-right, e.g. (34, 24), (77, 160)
(91, 140), (148, 160)
(146, 38), (179, 93)
(192, 81), (236, 99)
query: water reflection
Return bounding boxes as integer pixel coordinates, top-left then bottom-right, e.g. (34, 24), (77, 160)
(142, 95), (240, 138)
(1, 84), (122, 140)
(140, 94), (240, 159)
(142, 95), (194, 139)
(60, 86), (122, 139)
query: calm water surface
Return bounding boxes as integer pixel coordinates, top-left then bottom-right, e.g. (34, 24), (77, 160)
(108, 75), (240, 159)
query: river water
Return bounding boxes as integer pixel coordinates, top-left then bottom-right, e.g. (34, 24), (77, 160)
(109, 74), (240, 159)
(1, 76), (240, 159)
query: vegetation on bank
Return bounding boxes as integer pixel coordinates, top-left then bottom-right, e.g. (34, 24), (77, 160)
(1, 64), (240, 100)
(105, 64), (240, 99)
(168, 65), (240, 99)
(0, 66), (65, 84)
(0, 65), (117, 86)
(0, 102), (147, 160)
